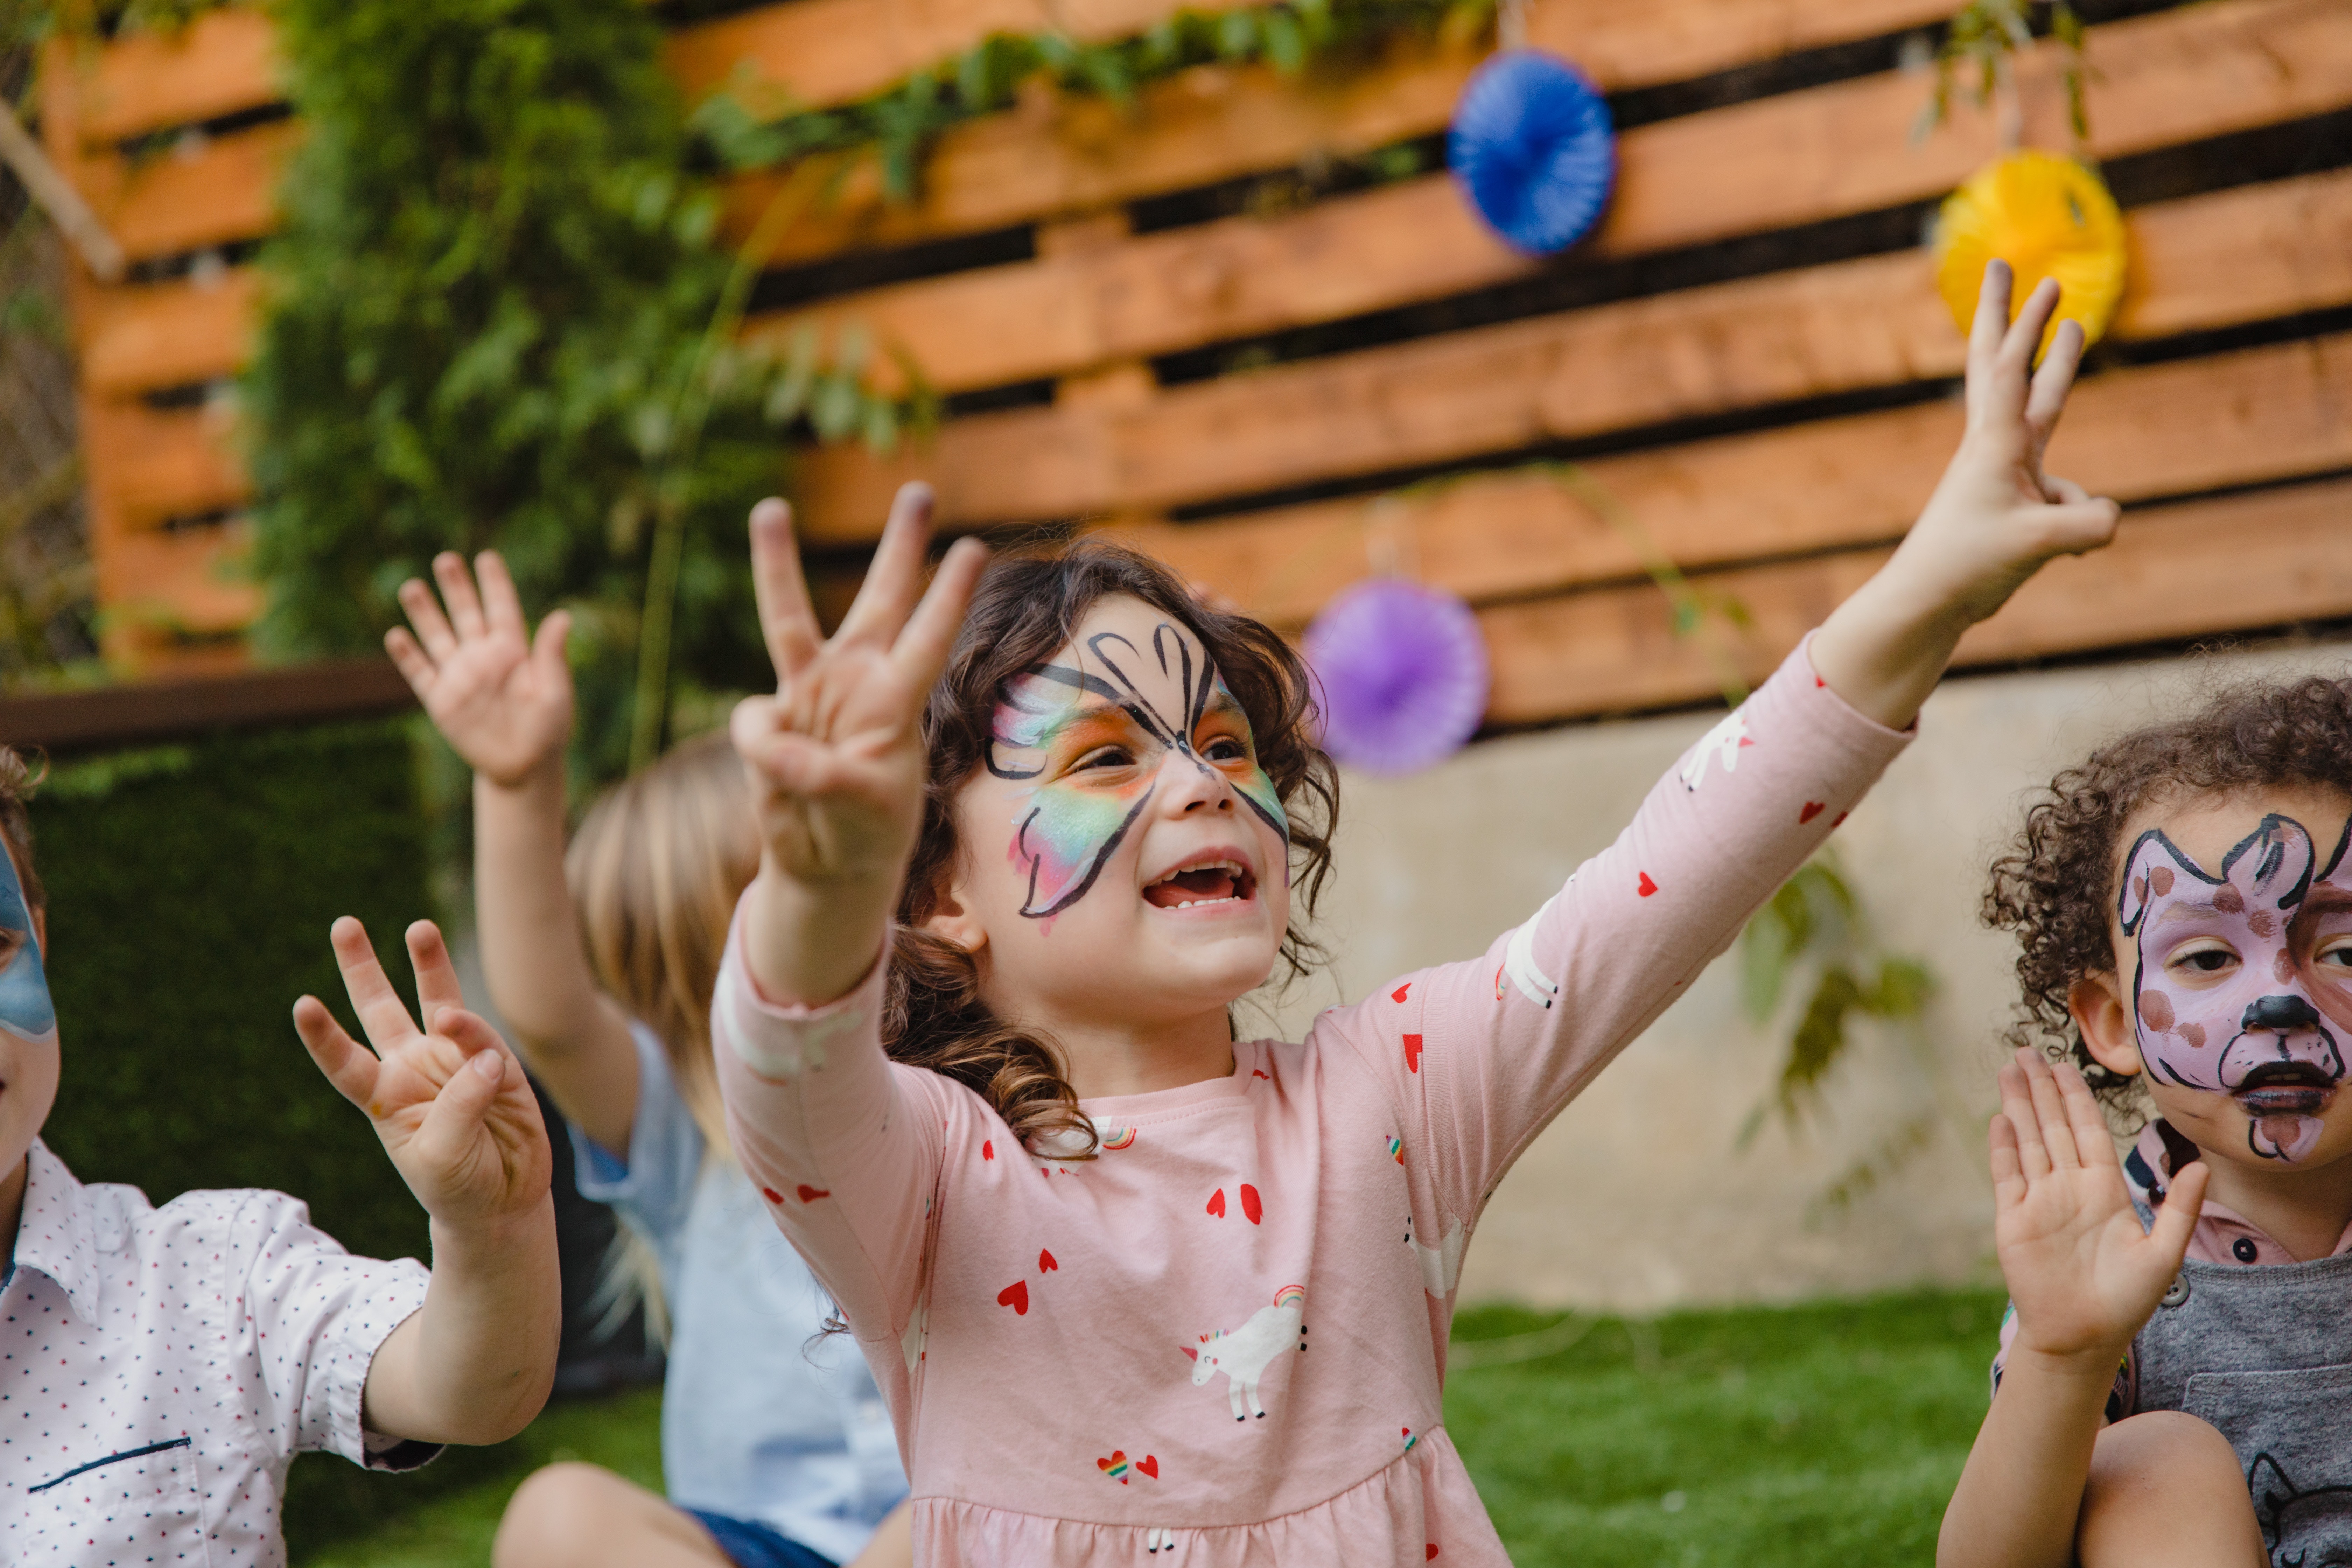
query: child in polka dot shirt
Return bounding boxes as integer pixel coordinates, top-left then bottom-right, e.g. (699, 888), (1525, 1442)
(0, 747), (564, 1565)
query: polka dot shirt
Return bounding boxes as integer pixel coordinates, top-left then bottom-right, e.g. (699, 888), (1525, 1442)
(0, 1141), (435, 1566)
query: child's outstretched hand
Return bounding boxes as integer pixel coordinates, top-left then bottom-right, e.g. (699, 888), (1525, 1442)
(1812, 261), (2121, 728)
(293, 918), (552, 1231)
(386, 552), (572, 790)
(732, 484), (987, 1005)
(1990, 1048), (2207, 1370)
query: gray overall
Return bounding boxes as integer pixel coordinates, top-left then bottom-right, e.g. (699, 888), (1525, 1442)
(2132, 1251), (2352, 1567)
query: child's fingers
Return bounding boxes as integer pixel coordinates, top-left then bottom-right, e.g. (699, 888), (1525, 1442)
(2029, 496), (2123, 560)
(413, 1043), (510, 1173)
(1998, 1054), (2054, 1178)
(1989, 1113), (2027, 1206)
(836, 483), (937, 653)
(396, 577), (459, 663)
(405, 920), (467, 1030)
(891, 537), (988, 694)
(384, 627), (438, 697)
(1998, 278), (2063, 384)
(328, 916), (422, 1050)
(2055, 1060), (2119, 1169)
(2148, 1157), (2210, 1268)
(432, 1005), (514, 1065)
(293, 994), (381, 1111)
(1965, 259), (2015, 402)
(2023, 317), (2086, 449)
(474, 551), (527, 639)
(2022, 1049), (2083, 1169)
(747, 498), (823, 683)
(432, 551), (490, 643)
(530, 607), (572, 679)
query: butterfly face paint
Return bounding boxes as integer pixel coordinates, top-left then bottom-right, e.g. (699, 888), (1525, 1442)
(0, 847), (54, 1046)
(2118, 814), (2352, 1162)
(986, 619), (1287, 921)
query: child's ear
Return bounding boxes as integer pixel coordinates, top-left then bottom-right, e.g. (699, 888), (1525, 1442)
(920, 876), (989, 958)
(2068, 972), (2141, 1077)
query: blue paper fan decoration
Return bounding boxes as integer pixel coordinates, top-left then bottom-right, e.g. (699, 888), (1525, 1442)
(1304, 579), (1491, 776)
(1448, 49), (1616, 255)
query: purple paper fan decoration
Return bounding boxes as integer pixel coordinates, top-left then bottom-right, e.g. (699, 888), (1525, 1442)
(1447, 49), (1616, 256)
(1304, 579), (1491, 775)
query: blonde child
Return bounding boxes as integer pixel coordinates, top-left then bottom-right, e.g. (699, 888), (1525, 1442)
(1939, 673), (2352, 1568)
(0, 747), (560, 1563)
(707, 262), (2123, 1564)
(384, 572), (910, 1568)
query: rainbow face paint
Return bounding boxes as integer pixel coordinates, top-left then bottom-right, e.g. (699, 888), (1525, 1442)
(986, 619), (1287, 920)
(2119, 814), (2352, 1162)
(0, 849), (54, 1045)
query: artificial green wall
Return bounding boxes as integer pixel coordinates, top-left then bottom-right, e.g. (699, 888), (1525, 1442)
(29, 719), (435, 1265)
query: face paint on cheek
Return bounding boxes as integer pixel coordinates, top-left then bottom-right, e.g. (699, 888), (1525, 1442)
(0, 854), (55, 1044)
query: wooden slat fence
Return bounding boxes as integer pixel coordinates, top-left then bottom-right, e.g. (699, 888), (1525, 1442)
(34, 0), (2352, 719)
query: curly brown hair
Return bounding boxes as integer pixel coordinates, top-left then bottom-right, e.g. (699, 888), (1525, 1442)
(886, 540), (1338, 1156)
(1983, 672), (2352, 1115)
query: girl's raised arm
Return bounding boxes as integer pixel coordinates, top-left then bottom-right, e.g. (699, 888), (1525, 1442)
(1361, 263), (2123, 1231)
(387, 554), (642, 1157)
(714, 488), (987, 1365)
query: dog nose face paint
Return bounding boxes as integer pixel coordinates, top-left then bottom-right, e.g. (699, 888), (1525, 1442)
(2119, 814), (2352, 1162)
(986, 617), (1287, 922)
(0, 848), (54, 1045)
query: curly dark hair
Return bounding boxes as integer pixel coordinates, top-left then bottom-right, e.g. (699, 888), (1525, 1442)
(884, 539), (1338, 1156)
(1983, 672), (2352, 1116)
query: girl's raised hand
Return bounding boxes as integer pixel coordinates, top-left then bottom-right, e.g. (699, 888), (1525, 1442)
(731, 484), (988, 894)
(293, 918), (553, 1232)
(1892, 261), (2122, 626)
(386, 552), (573, 790)
(1990, 1048), (2206, 1372)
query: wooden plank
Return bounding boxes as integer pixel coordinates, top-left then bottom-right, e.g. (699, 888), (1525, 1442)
(730, 0), (2342, 263)
(99, 520), (265, 637)
(0, 657), (414, 756)
(82, 400), (249, 533)
(673, 0), (1951, 119)
(1478, 477), (2352, 725)
(103, 118), (299, 264)
(67, 8), (282, 148)
(792, 159), (2352, 538)
(79, 269), (257, 398)
(1119, 328), (2352, 626)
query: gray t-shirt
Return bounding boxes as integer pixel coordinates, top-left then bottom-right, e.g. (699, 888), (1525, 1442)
(575, 1025), (906, 1562)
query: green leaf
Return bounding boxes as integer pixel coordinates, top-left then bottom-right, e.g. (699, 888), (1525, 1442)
(811, 372), (863, 441)
(861, 395), (902, 455)
(1264, 12), (1307, 74)
(1217, 9), (1259, 59)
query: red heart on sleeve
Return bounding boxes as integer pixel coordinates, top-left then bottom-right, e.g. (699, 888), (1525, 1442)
(1799, 801), (1825, 824)
(1637, 872), (1658, 897)
(1240, 1184), (1262, 1224)
(796, 1185), (830, 1203)
(997, 1281), (1029, 1314)
(1039, 1249), (1058, 1272)
(1206, 1188), (1226, 1218)
(1136, 1455), (1158, 1478)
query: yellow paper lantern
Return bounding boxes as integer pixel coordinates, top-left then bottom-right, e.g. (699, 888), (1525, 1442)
(1933, 150), (2128, 355)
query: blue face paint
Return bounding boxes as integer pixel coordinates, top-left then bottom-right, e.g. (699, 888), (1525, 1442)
(0, 852), (55, 1042)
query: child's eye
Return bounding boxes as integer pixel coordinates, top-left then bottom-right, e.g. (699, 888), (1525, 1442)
(1203, 736), (1250, 763)
(1070, 746), (1135, 773)
(2320, 940), (2352, 969)
(2168, 942), (2237, 975)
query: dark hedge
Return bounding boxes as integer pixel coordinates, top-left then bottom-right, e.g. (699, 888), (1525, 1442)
(30, 720), (435, 1265)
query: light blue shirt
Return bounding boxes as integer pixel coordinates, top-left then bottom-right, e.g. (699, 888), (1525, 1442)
(575, 1026), (906, 1563)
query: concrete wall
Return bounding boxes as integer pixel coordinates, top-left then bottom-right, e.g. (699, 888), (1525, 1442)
(1245, 637), (2352, 1312)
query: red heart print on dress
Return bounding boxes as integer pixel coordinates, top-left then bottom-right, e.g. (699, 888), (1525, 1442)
(1428, 1546), (1441, 1560)
(1136, 1455), (1158, 1479)
(761, 1188), (784, 1204)
(1403, 1034), (1424, 1073)
(1240, 1184), (1263, 1224)
(997, 1281), (1029, 1315)
(1040, 1249), (1058, 1272)
(1098, 1450), (1129, 1483)
(1799, 801), (1825, 825)
(1637, 872), (1659, 897)
(796, 1185), (830, 1203)
(982, 1140), (994, 1160)
(1206, 1189), (1227, 1218)
(1392, 982), (1412, 1003)
(1833, 811), (1848, 827)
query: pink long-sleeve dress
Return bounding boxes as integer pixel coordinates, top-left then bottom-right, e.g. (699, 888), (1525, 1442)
(714, 639), (1909, 1566)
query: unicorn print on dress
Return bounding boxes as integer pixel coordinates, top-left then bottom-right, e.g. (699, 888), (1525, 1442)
(2118, 814), (2352, 1163)
(1679, 708), (1753, 792)
(1184, 1286), (1306, 1421)
(1499, 894), (1560, 1008)
(1404, 1213), (1467, 1297)
(1144, 1526), (1181, 1554)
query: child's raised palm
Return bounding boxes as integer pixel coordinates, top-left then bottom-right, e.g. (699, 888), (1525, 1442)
(1990, 1048), (2207, 1367)
(293, 918), (552, 1230)
(731, 486), (987, 889)
(386, 552), (572, 789)
(1894, 262), (2122, 627)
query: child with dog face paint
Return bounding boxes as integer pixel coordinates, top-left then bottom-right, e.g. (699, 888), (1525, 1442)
(714, 264), (2126, 1566)
(1942, 728), (2352, 1568)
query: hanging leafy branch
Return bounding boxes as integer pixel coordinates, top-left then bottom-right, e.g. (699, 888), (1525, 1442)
(694, 0), (1493, 197)
(1916, 0), (2090, 143)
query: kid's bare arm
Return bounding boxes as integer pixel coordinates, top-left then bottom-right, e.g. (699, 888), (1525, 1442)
(1811, 262), (2121, 729)
(296, 919), (562, 1446)
(387, 555), (640, 1155)
(1937, 1051), (2208, 1568)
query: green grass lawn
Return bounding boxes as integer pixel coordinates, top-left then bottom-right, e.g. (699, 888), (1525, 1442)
(287, 1286), (2004, 1566)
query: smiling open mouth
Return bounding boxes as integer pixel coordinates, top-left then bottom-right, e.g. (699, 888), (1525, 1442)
(1143, 860), (1258, 910)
